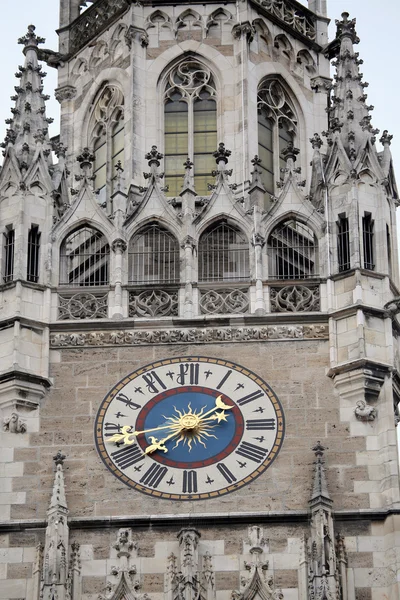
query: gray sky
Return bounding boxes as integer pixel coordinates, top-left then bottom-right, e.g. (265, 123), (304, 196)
(0, 0), (398, 168)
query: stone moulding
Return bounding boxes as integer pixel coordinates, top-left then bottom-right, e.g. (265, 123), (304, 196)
(50, 324), (328, 347)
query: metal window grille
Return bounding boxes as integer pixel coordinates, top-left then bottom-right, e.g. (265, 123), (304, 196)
(60, 227), (110, 286)
(3, 228), (15, 283)
(362, 213), (374, 270)
(128, 225), (180, 284)
(199, 222), (250, 282)
(337, 215), (350, 272)
(27, 225), (41, 283)
(269, 220), (316, 279)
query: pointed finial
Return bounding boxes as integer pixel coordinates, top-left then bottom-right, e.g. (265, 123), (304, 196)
(77, 147), (95, 169)
(213, 142), (231, 165)
(310, 133), (323, 149)
(18, 25), (45, 49)
(335, 13), (359, 44)
(281, 141), (299, 162)
(145, 145), (163, 167)
(380, 130), (393, 146)
(312, 440), (325, 458)
(53, 450), (66, 466)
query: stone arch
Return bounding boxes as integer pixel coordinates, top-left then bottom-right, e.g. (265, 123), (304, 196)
(88, 39), (109, 70)
(296, 49), (317, 74)
(205, 8), (234, 35)
(174, 9), (204, 36)
(110, 23), (128, 63)
(252, 18), (273, 55)
(273, 33), (294, 62)
(145, 9), (173, 31)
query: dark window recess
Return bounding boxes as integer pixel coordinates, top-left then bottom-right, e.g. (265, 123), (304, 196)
(27, 225), (41, 283)
(387, 224), (392, 278)
(337, 215), (350, 272)
(362, 213), (374, 270)
(268, 220), (316, 280)
(3, 228), (15, 283)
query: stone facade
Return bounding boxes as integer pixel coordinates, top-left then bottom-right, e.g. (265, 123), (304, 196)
(0, 1), (399, 599)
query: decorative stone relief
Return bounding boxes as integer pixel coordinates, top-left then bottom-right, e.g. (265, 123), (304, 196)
(69, 0), (129, 54)
(50, 324), (329, 348)
(99, 529), (146, 600)
(200, 289), (249, 315)
(58, 292), (108, 320)
(354, 399), (377, 422)
(128, 289), (179, 318)
(270, 285), (320, 312)
(253, 0), (316, 41)
(3, 412), (27, 433)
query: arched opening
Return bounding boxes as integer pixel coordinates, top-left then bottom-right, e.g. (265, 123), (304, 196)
(128, 224), (180, 284)
(59, 226), (110, 286)
(268, 219), (317, 279)
(199, 222), (249, 282)
(164, 59), (217, 196)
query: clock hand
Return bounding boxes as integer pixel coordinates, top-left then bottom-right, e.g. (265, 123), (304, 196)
(144, 429), (182, 454)
(197, 396), (233, 423)
(106, 422), (176, 445)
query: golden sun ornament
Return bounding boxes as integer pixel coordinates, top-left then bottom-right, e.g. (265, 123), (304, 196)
(107, 395), (233, 454)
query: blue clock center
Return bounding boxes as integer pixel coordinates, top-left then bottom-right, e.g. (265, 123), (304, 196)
(135, 387), (244, 469)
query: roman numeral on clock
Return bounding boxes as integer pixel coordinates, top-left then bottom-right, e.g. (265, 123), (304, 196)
(142, 371), (167, 394)
(237, 390), (264, 406)
(216, 370), (232, 390)
(217, 463), (237, 483)
(235, 441), (268, 463)
(111, 444), (144, 469)
(140, 464), (168, 488)
(182, 470), (198, 493)
(246, 419), (276, 430)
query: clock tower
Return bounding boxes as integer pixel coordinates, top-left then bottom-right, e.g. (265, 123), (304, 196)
(0, 2), (399, 600)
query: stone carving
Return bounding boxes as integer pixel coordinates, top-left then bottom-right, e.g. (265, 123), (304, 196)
(129, 290), (179, 318)
(100, 529), (144, 600)
(50, 324), (329, 348)
(200, 289), (249, 315)
(257, 79), (297, 135)
(270, 285), (320, 312)
(69, 0), (129, 54)
(58, 292), (108, 320)
(54, 85), (77, 103)
(3, 412), (27, 433)
(164, 60), (216, 105)
(354, 399), (377, 422)
(253, 0), (316, 41)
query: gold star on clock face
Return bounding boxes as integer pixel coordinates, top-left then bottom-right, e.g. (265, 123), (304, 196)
(95, 357), (285, 500)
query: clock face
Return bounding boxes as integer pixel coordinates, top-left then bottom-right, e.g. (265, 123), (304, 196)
(95, 357), (285, 501)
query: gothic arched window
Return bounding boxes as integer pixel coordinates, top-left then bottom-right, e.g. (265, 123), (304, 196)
(164, 60), (217, 196)
(90, 86), (124, 207)
(59, 226), (110, 286)
(268, 219), (317, 279)
(199, 222), (249, 282)
(128, 224), (180, 284)
(257, 79), (297, 198)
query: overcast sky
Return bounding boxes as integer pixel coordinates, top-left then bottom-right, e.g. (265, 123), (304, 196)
(0, 0), (398, 170)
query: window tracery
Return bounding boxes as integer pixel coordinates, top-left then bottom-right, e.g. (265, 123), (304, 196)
(90, 85), (124, 208)
(257, 79), (297, 199)
(164, 60), (217, 196)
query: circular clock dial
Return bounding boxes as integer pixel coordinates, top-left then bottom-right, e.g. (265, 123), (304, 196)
(95, 357), (285, 500)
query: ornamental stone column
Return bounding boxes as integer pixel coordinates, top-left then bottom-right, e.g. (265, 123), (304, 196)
(112, 238), (127, 319)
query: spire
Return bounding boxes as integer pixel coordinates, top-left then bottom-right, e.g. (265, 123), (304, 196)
(327, 13), (378, 159)
(309, 441), (332, 507)
(1, 25), (53, 172)
(42, 451), (69, 600)
(49, 450), (68, 512)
